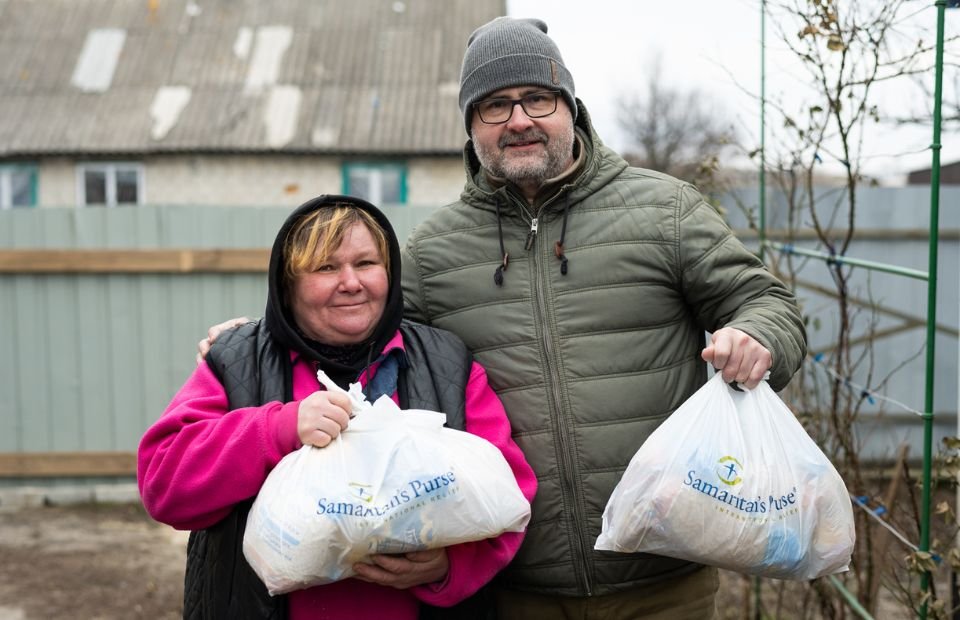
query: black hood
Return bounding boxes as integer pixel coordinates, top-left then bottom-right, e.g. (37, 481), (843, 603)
(263, 195), (404, 380)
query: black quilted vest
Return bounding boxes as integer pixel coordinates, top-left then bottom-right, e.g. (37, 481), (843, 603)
(182, 320), (473, 620)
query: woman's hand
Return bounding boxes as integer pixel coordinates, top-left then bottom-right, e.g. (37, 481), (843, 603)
(297, 391), (352, 447)
(351, 548), (450, 589)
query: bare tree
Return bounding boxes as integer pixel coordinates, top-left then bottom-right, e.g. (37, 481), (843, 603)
(615, 56), (737, 191)
(749, 0), (958, 617)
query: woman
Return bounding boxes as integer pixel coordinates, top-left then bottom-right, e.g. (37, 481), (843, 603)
(137, 195), (536, 619)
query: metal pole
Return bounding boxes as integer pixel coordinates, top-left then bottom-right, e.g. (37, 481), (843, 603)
(828, 576), (875, 620)
(919, 2), (945, 618)
(759, 0), (767, 262)
(764, 241), (930, 280)
(754, 4), (767, 617)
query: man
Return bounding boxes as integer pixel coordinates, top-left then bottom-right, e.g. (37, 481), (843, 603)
(201, 16), (805, 619)
(397, 16), (805, 619)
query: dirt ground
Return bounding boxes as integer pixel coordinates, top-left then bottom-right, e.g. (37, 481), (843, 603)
(0, 502), (749, 620)
(0, 500), (951, 619)
(0, 502), (187, 620)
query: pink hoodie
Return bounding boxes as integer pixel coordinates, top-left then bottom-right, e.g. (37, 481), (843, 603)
(138, 331), (536, 619)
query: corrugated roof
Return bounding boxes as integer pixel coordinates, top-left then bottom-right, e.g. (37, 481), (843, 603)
(0, 0), (505, 157)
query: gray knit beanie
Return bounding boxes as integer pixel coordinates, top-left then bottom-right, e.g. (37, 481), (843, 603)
(459, 17), (576, 135)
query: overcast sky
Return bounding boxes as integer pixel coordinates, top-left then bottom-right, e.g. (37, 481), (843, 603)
(506, 0), (960, 182)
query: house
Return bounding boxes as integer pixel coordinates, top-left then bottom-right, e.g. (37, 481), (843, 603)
(906, 160), (960, 185)
(0, 0), (505, 209)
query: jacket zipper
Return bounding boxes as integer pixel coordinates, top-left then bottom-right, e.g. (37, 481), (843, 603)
(524, 217), (538, 250)
(520, 194), (593, 596)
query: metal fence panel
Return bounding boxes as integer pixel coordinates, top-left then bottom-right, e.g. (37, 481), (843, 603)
(0, 205), (439, 455)
(0, 197), (955, 465)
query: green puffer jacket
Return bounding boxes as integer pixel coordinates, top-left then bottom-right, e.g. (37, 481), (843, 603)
(401, 102), (806, 597)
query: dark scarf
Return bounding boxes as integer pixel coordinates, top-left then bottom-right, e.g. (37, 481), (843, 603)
(298, 330), (370, 389)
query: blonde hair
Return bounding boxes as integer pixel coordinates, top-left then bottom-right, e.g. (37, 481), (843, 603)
(282, 204), (390, 293)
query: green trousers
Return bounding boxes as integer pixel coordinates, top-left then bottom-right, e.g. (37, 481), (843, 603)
(495, 567), (719, 620)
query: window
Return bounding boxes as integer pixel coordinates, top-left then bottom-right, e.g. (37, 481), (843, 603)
(0, 165), (37, 209)
(77, 163), (144, 207)
(342, 163), (407, 205)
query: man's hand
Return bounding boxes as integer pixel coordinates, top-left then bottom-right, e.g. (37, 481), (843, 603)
(195, 317), (250, 365)
(351, 548), (449, 590)
(701, 327), (772, 390)
(298, 391), (352, 448)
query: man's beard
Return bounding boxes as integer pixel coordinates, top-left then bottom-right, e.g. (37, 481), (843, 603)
(473, 124), (575, 187)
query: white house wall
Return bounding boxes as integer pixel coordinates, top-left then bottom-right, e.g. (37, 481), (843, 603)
(32, 155), (465, 208)
(35, 158), (75, 207)
(406, 157), (468, 206)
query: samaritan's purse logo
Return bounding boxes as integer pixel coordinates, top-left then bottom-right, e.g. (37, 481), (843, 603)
(716, 456), (743, 486)
(684, 454), (798, 516)
(349, 482), (374, 503)
(317, 471), (458, 518)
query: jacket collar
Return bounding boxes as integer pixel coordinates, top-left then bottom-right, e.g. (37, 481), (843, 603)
(481, 134), (587, 210)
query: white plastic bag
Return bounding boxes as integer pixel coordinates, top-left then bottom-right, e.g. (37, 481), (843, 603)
(595, 373), (855, 580)
(243, 373), (531, 594)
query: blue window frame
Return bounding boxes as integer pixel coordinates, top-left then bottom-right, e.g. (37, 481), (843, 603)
(342, 163), (407, 205)
(0, 165), (38, 208)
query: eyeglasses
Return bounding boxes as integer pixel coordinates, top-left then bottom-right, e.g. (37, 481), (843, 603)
(473, 90), (560, 124)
